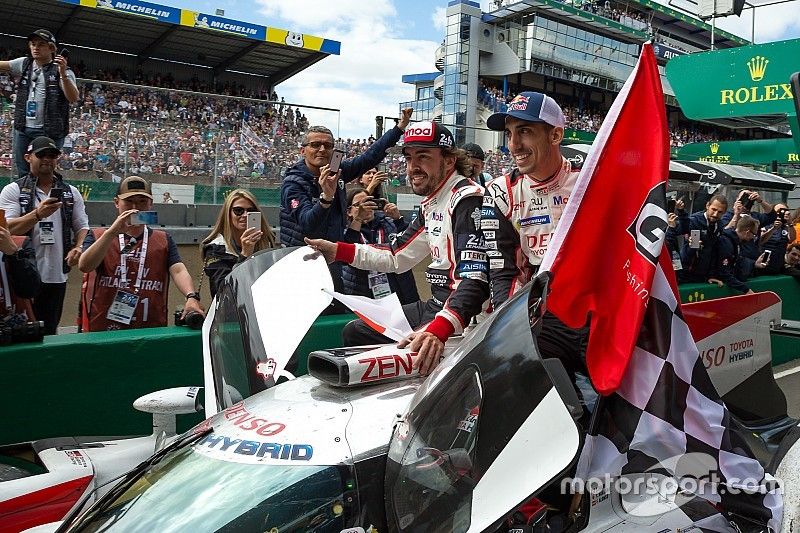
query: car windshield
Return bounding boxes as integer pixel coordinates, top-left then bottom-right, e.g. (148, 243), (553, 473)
(68, 433), (356, 533)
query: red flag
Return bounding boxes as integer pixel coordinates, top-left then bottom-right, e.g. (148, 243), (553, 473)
(539, 44), (670, 395)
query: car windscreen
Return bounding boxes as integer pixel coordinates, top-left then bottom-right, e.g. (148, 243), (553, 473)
(66, 432), (357, 533)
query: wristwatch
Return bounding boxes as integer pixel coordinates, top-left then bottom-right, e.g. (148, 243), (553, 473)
(319, 194), (333, 205)
(185, 292), (201, 302)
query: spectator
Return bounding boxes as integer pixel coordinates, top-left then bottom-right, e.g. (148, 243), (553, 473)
(0, 30), (79, 177)
(341, 187), (419, 305)
(781, 243), (800, 278)
(201, 189), (276, 298)
(709, 216), (760, 293)
(306, 121), (488, 368)
(280, 109), (412, 294)
(356, 168), (389, 199)
(670, 194), (727, 284)
(0, 137), (89, 334)
(78, 176), (204, 331)
(722, 189), (775, 278)
(0, 227), (41, 322)
(757, 204), (796, 275)
(792, 208), (800, 244)
(461, 142), (492, 186)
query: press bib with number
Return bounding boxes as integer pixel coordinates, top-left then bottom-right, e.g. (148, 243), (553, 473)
(81, 227), (170, 331)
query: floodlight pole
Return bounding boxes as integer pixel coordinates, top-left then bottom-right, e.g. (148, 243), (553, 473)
(711, 0), (716, 50)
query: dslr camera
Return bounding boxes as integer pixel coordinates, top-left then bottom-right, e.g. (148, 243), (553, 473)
(0, 314), (45, 346)
(174, 308), (204, 330)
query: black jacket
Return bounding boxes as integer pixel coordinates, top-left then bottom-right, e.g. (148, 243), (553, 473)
(712, 229), (750, 293)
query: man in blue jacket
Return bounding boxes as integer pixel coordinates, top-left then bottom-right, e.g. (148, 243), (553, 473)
(710, 216), (759, 294)
(668, 194), (727, 283)
(280, 109), (412, 295)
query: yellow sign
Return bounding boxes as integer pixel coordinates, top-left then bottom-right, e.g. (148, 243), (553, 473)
(710, 142), (719, 154)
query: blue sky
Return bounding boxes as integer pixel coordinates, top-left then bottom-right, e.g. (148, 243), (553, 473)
(157, 0), (800, 138)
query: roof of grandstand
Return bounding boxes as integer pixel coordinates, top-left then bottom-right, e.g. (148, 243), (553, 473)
(0, 0), (341, 85)
(484, 0), (747, 49)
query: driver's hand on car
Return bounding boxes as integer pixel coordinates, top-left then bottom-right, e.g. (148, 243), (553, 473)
(305, 237), (338, 263)
(398, 331), (444, 376)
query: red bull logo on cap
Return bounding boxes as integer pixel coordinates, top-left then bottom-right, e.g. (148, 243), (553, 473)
(507, 94), (529, 112)
(403, 122), (436, 144)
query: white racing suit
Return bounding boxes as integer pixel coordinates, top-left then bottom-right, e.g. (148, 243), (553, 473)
(480, 157), (587, 377)
(481, 157), (579, 308)
(335, 171), (489, 343)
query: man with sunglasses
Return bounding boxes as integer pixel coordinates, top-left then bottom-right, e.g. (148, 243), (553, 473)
(0, 29), (79, 177)
(280, 109), (413, 293)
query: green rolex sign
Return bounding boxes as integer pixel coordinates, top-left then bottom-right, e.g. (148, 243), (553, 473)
(666, 38), (800, 119)
(676, 138), (800, 164)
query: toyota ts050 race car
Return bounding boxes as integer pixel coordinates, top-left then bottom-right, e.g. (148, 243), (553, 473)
(14, 246), (799, 533)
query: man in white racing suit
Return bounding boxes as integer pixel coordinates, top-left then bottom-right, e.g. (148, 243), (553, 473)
(307, 122), (490, 374)
(401, 91), (588, 377)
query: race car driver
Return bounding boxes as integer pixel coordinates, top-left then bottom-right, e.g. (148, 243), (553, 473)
(306, 122), (490, 371)
(394, 91), (588, 376)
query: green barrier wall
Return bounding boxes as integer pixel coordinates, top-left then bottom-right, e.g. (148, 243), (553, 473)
(0, 314), (353, 446)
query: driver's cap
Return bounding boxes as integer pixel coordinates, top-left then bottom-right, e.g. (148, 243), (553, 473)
(402, 121), (455, 153)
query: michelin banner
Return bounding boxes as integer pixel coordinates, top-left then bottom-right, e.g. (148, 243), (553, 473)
(180, 11), (266, 41)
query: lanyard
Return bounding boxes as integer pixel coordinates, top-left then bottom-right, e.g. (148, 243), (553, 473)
(118, 228), (149, 292)
(0, 253), (11, 311)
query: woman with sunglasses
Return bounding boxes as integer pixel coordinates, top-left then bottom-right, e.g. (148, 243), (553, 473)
(202, 189), (276, 298)
(341, 187), (419, 304)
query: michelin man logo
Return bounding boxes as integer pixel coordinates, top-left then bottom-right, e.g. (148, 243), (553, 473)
(626, 182), (668, 266)
(195, 14), (210, 28)
(285, 31), (304, 48)
(97, 0), (114, 8)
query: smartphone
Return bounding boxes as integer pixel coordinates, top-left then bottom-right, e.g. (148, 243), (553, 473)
(328, 149), (345, 174)
(763, 250), (772, 263)
(130, 211), (158, 225)
(58, 48), (69, 59)
(246, 211), (261, 230)
(690, 229), (701, 249)
(0, 208), (6, 229)
(739, 192), (754, 211)
(667, 199), (676, 214)
(49, 187), (64, 201)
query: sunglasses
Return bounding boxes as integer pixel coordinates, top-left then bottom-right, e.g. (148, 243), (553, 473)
(302, 141), (334, 150)
(231, 206), (259, 216)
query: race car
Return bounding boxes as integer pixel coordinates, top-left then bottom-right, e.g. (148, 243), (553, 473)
(23, 247), (800, 533)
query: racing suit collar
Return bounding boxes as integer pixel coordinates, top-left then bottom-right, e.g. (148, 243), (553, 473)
(526, 157), (572, 192)
(420, 168), (460, 206)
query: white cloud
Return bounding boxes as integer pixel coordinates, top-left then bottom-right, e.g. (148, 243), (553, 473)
(432, 6), (447, 32)
(264, 0), (438, 138)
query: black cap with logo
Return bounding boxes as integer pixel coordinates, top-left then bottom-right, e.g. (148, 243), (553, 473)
(26, 136), (61, 156)
(28, 29), (57, 46)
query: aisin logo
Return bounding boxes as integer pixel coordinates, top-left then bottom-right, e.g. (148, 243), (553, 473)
(747, 55), (768, 82)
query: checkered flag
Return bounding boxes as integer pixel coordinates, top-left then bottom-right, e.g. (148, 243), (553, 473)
(574, 250), (783, 531)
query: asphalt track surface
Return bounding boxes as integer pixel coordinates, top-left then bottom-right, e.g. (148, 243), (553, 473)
(776, 359), (800, 419)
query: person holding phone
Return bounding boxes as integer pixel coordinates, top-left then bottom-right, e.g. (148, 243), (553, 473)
(280, 108), (413, 300)
(357, 168), (389, 199)
(201, 189), (276, 298)
(708, 216), (760, 294)
(756, 203), (796, 275)
(341, 187), (419, 305)
(0, 137), (89, 335)
(78, 176), (204, 332)
(668, 194), (727, 284)
(0, 29), (78, 177)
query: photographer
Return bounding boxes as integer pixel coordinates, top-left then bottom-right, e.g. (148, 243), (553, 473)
(0, 137), (89, 335)
(78, 176), (203, 332)
(670, 195), (727, 283)
(356, 168), (389, 200)
(0, 226), (40, 322)
(341, 187), (419, 304)
(756, 203), (795, 275)
(708, 216), (760, 294)
(0, 29), (78, 177)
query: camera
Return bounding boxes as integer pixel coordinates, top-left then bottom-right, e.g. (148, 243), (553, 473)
(174, 309), (204, 330)
(777, 208), (788, 224)
(375, 198), (387, 210)
(0, 315), (45, 346)
(738, 192), (754, 211)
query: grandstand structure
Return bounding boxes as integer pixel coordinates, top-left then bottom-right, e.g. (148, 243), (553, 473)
(0, 0), (342, 203)
(400, 0), (790, 155)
